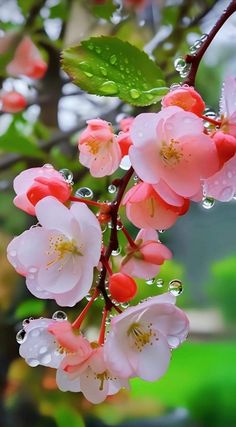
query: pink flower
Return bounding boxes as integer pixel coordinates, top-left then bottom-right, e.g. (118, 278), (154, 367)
(13, 165), (71, 215)
(18, 318), (66, 368)
(213, 131), (236, 168)
(0, 91), (27, 113)
(7, 196), (102, 306)
(122, 181), (189, 230)
(78, 119), (121, 177)
(117, 117), (134, 157)
(6, 36), (47, 79)
(104, 293), (189, 381)
(121, 228), (172, 279)
(162, 86), (205, 116)
(220, 76), (236, 137)
(129, 107), (219, 198)
(204, 154), (236, 201)
(57, 346), (129, 404)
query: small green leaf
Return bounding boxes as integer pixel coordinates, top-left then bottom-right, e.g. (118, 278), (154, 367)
(15, 299), (46, 319)
(54, 405), (85, 427)
(92, 0), (117, 20)
(62, 36), (168, 106)
(0, 129), (45, 159)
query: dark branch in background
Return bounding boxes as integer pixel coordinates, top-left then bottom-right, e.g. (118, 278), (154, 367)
(184, 0), (236, 86)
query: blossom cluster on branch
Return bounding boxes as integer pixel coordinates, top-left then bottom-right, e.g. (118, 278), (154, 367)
(3, 0), (236, 405)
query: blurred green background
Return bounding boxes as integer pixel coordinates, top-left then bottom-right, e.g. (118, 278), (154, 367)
(1, 0), (236, 426)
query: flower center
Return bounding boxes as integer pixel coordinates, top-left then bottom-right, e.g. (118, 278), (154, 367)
(96, 371), (109, 391)
(86, 139), (100, 155)
(46, 234), (82, 270)
(160, 138), (182, 165)
(127, 322), (158, 352)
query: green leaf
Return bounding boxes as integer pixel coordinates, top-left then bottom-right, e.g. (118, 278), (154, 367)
(0, 127), (45, 159)
(62, 36), (168, 106)
(92, 0), (117, 20)
(54, 406), (85, 427)
(15, 299), (46, 319)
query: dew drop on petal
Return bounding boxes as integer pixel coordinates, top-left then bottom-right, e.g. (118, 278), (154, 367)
(167, 335), (181, 348)
(39, 346), (48, 354)
(59, 168), (73, 184)
(52, 311), (67, 321)
(43, 163), (53, 169)
(202, 197), (215, 209)
(9, 250), (17, 257)
(146, 278), (155, 285)
(16, 329), (26, 344)
(75, 187), (93, 199)
(219, 186), (234, 201)
(27, 358), (39, 367)
(168, 279), (183, 296)
(28, 266), (38, 274)
(29, 329), (40, 338)
(22, 318), (31, 327)
(40, 353), (52, 365)
(156, 278), (164, 288)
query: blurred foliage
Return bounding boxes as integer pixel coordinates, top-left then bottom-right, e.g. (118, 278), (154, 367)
(206, 255), (236, 325)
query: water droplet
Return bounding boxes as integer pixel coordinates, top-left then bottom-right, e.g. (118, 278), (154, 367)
(43, 163), (53, 169)
(29, 329), (40, 338)
(116, 223), (122, 231)
(112, 247), (121, 256)
(189, 44), (198, 54)
(156, 278), (164, 288)
(40, 353), (52, 365)
(167, 335), (180, 348)
(75, 187), (93, 199)
(86, 294), (92, 301)
(119, 155), (131, 170)
(84, 71), (93, 78)
(179, 64), (191, 78)
(16, 329), (26, 344)
(108, 184), (117, 194)
(202, 197), (215, 209)
(200, 33), (208, 42)
(121, 302), (129, 309)
(168, 279), (183, 296)
(39, 346), (48, 354)
(22, 318), (31, 327)
(146, 278), (155, 285)
(158, 229), (165, 233)
(28, 267), (38, 274)
(130, 89), (140, 99)
(174, 57), (186, 71)
(99, 81), (118, 95)
(219, 186), (234, 201)
(52, 311), (67, 321)
(193, 39), (202, 50)
(101, 224), (107, 233)
(9, 250), (17, 257)
(110, 54), (117, 65)
(100, 67), (107, 76)
(27, 358), (39, 367)
(59, 168), (73, 184)
(170, 83), (180, 91)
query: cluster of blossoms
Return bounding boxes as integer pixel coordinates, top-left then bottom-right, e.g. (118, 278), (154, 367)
(7, 65), (236, 403)
(0, 33), (47, 113)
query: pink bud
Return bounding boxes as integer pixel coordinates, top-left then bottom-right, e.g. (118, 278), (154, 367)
(162, 86), (205, 116)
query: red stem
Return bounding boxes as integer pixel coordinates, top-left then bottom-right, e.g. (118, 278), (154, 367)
(72, 288), (99, 329)
(98, 308), (108, 345)
(101, 256), (113, 276)
(70, 196), (107, 208)
(184, 0), (236, 87)
(118, 220), (137, 249)
(201, 115), (222, 126)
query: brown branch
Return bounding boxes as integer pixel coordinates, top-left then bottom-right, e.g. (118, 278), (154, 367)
(97, 167), (134, 310)
(184, 0), (236, 86)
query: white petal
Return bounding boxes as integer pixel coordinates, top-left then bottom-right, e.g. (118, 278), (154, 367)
(56, 369), (81, 392)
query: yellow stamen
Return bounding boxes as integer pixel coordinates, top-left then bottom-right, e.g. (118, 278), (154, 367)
(160, 138), (182, 165)
(127, 322), (158, 352)
(46, 235), (82, 270)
